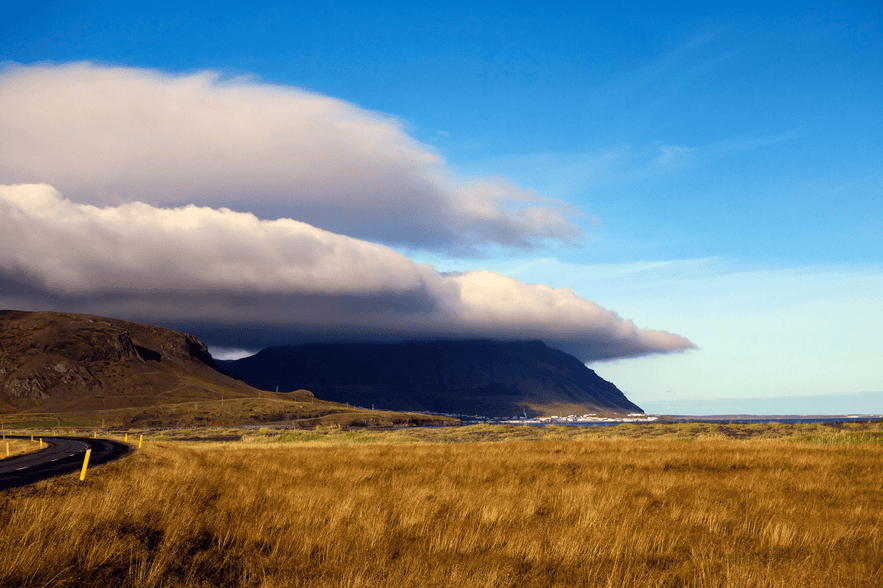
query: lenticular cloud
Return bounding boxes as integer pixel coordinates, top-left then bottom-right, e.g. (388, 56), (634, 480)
(0, 184), (694, 362)
(0, 62), (579, 254)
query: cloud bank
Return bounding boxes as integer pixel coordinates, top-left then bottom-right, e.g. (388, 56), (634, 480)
(0, 62), (579, 254)
(0, 184), (694, 362)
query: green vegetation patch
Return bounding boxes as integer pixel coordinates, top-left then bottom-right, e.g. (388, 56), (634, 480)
(788, 430), (883, 446)
(268, 431), (325, 444)
(241, 420), (883, 446)
(260, 428), (420, 445)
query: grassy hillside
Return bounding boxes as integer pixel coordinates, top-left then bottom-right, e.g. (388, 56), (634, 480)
(0, 394), (457, 430)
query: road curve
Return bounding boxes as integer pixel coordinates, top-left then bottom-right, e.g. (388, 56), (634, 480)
(0, 436), (131, 491)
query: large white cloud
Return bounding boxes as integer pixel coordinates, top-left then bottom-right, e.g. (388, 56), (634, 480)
(0, 184), (694, 361)
(0, 62), (579, 254)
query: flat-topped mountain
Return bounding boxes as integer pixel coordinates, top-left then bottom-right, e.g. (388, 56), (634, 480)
(219, 340), (642, 417)
(0, 310), (258, 413)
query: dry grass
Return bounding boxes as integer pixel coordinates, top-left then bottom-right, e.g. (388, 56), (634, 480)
(135, 419), (883, 446)
(0, 437), (42, 459)
(2, 427), (882, 587)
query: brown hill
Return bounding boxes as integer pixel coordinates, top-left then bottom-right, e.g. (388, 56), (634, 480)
(219, 340), (643, 418)
(0, 310), (456, 428)
(0, 310), (255, 413)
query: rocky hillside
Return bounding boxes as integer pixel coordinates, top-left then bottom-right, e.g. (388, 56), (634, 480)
(0, 310), (258, 413)
(219, 340), (642, 417)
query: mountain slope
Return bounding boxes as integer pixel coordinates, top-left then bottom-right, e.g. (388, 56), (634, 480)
(0, 310), (258, 413)
(219, 340), (642, 417)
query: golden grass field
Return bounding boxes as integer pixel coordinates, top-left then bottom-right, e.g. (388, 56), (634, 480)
(1, 422), (882, 587)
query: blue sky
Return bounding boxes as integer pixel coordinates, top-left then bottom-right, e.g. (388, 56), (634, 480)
(2, 1), (881, 413)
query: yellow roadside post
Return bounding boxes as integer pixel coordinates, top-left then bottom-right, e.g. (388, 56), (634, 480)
(79, 449), (92, 481)
(39, 438), (43, 448)
(124, 433), (128, 442)
(138, 435), (143, 449)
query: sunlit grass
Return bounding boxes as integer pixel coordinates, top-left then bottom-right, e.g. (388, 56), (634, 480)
(1, 426), (882, 587)
(12, 420), (883, 448)
(181, 419), (883, 446)
(0, 437), (42, 459)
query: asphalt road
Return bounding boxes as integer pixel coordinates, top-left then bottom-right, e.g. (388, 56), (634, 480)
(0, 436), (131, 491)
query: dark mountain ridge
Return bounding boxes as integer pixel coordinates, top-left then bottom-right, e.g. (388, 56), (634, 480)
(219, 339), (642, 417)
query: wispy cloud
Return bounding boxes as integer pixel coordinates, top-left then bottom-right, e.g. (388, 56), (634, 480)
(651, 144), (697, 170)
(707, 129), (801, 155)
(0, 183), (695, 362)
(631, 31), (725, 89)
(457, 148), (628, 200)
